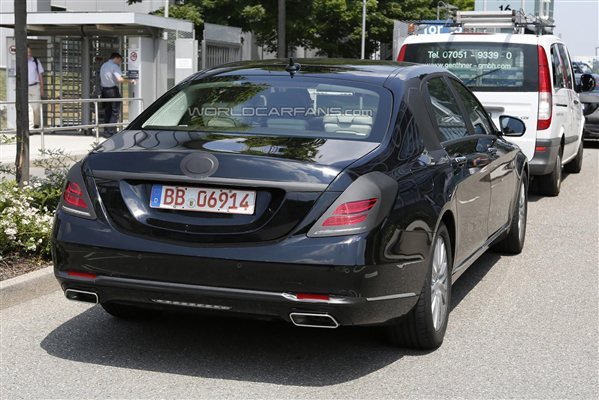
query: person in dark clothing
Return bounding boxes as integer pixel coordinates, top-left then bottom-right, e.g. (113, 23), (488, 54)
(99, 52), (136, 137)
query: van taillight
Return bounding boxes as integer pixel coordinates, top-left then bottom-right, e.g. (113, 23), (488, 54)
(537, 45), (552, 131)
(397, 45), (407, 62)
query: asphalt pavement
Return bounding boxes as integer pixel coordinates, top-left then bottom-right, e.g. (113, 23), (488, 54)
(1, 145), (598, 399)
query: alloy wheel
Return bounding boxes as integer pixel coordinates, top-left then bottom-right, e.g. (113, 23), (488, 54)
(430, 237), (449, 331)
(517, 181), (526, 243)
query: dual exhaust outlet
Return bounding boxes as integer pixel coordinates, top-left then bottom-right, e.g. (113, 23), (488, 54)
(65, 289), (98, 304)
(289, 312), (339, 329)
(64, 290), (339, 329)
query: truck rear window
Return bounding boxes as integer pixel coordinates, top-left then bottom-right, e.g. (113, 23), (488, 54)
(403, 42), (538, 92)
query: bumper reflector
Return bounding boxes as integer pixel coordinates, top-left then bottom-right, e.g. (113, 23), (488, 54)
(67, 271), (97, 279)
(296, 293), (330, 301)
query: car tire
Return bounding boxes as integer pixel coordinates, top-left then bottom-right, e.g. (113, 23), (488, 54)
(387, 224), (452, 349)
(536, 149), (562, 196)
(493, 176), (527, 254)
(101, 302), (160, 320)
(564, 142), (583, 174)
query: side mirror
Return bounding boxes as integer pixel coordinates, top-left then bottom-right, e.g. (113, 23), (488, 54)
(580, 74), (596, 92)
(499, 115), (526, 137)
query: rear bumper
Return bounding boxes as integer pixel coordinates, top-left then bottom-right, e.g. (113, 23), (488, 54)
(529, 137), (561, 176)
(52, 211), (427, 326)
(56, 272), (419, 326)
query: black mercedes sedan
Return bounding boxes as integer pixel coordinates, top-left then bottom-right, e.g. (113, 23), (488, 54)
(52, 59), (528, 349)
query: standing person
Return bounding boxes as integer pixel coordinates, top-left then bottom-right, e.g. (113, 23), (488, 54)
(27, 47), (44, 129)
(99, 52), (135, 137)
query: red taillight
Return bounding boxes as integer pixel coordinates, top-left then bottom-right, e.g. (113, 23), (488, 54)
(67, 271), (97, 279)
(535, 146), (547, 152)
(397, 44), (407, 62)
(333, 198), (377, 215)
(537, 45), (552, 130)
(322, 198), (377, 227)
(64, 181), (88, 209)
(322, 214), (369, 227)
(296, 293), (330, 301)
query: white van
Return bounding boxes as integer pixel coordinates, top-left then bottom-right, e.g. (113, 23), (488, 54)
(399, 32), (585, 196)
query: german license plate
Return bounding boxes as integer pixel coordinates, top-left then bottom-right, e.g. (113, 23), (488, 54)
(150, 185), (256, 215)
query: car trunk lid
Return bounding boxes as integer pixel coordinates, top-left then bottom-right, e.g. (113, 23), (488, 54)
(86, 130), (379, 243)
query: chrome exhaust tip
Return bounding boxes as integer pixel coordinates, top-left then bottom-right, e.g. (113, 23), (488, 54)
(65, 289), (98, 304)
(289, 312), (339, 329)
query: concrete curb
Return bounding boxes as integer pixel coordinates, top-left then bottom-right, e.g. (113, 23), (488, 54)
(0, 266), (59, 310)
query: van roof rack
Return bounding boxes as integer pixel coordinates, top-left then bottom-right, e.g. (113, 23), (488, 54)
(454, 10), (555, 35)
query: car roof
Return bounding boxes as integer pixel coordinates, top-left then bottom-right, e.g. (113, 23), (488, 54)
(189, 58), (447, 85)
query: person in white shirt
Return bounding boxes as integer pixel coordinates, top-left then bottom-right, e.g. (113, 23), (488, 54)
(99, 52), (135, 137)
(27, 47), (44, 129)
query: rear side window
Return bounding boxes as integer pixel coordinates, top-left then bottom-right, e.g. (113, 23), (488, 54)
(426, 77), (468, 142)
(403, 42), (538, 92)
(551, 45), (568, 89)
(557, 44), (574, 90)
(449, 79), (494, 135)
(573, 62), (592, 74)
(137, 77), (392, 142)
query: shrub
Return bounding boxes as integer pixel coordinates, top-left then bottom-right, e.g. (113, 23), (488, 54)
(0, 180), (54, 257)
(0, 148), (76, 259)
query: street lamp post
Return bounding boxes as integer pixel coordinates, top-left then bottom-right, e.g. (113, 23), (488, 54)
(277, 0), (286, 58)
(361, 0), (366, 59)
(163, 0), (169, 40)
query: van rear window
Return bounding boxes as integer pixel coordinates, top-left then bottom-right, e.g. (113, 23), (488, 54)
(403, 42), (538, 92)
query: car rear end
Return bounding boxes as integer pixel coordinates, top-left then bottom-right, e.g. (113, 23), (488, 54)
(583, 74), (599, 141)
(52, 71), (423, 327)
(399, 33), (545, 166)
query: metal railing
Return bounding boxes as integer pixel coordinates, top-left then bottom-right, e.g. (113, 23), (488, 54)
(0, 97), (144, 150)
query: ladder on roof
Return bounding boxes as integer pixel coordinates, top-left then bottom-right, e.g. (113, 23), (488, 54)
(454, 10), (554, 35)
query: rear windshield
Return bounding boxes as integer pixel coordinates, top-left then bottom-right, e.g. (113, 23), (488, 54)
(136, 77), (392, 142)
(404, 42), (538, 92)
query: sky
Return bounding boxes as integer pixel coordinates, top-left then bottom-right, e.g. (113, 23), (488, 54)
(473, 0), (599, 58)
(553, 0), (599, 58)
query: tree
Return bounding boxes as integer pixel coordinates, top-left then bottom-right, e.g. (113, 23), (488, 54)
(149, 3), (203, 38)
(14, 0), (29, 186)
(127, 0), (474, 58)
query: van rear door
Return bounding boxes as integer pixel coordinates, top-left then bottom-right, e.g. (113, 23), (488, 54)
(470, 91), (538, 159)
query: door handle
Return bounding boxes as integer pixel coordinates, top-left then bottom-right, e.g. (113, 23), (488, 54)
(487, 147), (498, 155)
(574, 100), (580, 105)
(452, 156), (467, 167)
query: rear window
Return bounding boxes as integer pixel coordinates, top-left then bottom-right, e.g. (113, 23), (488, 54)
(137, 77), (392, 142)
(403, 42), (538, 92)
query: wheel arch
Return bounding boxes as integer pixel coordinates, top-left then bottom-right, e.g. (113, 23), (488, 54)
(438, 210), (456, 267)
